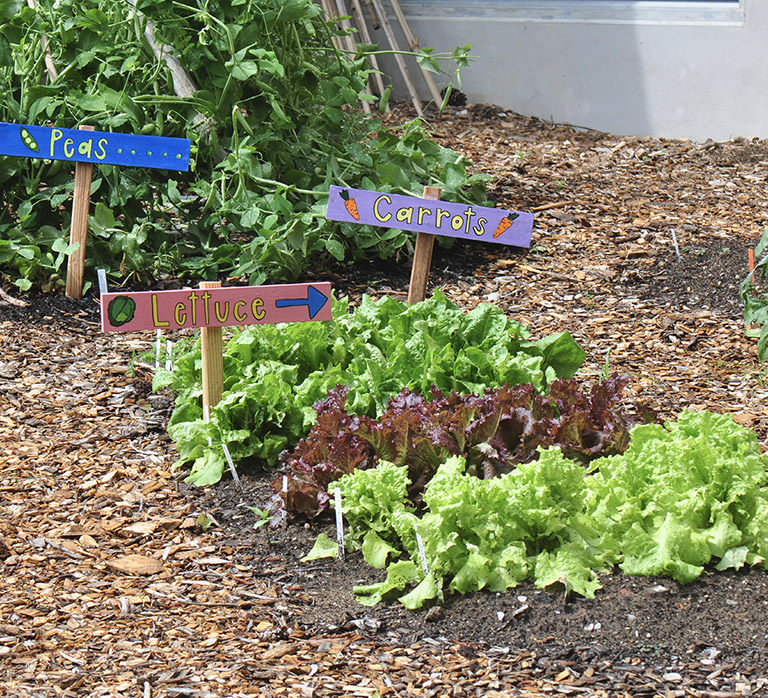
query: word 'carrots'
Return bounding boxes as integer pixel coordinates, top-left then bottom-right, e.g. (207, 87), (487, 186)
(339, 189), (360, 220)
(492, 212), (520, 239)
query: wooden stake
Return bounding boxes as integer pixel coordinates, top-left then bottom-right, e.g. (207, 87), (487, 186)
(749, 248), (755, 273)
(200, 281), (224, 421)
(367, 0), (423, 115)
(65, 125), (95, 299)
(387, 0), (443, 106)
(407, 186), (441, 303)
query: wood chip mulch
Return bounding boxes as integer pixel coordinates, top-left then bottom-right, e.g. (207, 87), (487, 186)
(3, 103), (768, 696)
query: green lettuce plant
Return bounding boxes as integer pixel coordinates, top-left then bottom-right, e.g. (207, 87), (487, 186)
(331, 409), (768, 608)
(156, 291), (585, 484)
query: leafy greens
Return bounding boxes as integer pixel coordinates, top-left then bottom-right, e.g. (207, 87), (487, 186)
(275, 375), (648, 520)
(329, 410), (768, 608)
(156, 291), (585, 484)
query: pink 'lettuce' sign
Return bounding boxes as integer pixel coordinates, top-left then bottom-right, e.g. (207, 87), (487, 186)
(101, 282), (331, 333)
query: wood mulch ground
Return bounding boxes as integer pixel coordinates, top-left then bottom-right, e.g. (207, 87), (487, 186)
(2, 102), (768, 696)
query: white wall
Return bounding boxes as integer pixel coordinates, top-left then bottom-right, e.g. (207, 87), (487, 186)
(381, 0), (768, 140)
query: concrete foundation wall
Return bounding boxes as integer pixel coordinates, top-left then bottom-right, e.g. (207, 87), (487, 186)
(378, 1), (767, 140)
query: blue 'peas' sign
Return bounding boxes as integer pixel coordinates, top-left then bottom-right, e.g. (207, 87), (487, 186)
(0, 122), (190, 171)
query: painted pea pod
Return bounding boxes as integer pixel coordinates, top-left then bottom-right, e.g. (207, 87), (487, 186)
(20, 126), (40, 153)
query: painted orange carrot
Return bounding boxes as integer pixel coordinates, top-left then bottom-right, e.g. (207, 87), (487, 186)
(339, 189), (360, 221)
(492, 212), (520, 238)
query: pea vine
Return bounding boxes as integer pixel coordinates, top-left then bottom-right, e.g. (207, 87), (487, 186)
(0, 0), (482, 291)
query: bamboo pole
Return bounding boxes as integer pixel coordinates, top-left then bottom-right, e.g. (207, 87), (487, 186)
(336, 0), (373, 114)
(25, 0), (58, 83)
(65, 125), (95, 299)
(321, 0), (373, 113)
(367, 0), (423, 115)
(364, 0), (380, 29)
(387, 0), (443, 106)
(407, 186), (441, 303)
(349, 0), (389, 105)
(200, 281), (224, 421)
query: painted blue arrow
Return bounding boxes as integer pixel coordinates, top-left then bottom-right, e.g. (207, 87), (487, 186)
(275, 285), (329, 319)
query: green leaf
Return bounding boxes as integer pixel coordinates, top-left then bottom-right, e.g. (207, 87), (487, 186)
(535, 331), (586, 380)
(353, 560), (420, 606)
(301, 533), (338, 561)
(715, 546), (749, 571)
(534, 548), (602, 599)
(325, 238), (345, 261)
(361, 530), (399, 568)
(399, 572), (441, 609)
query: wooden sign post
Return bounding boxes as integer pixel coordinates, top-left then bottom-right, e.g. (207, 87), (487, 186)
(326, 185), (534, 302)
(0, 121), (190, 298)
(101, 281), (333, 415)
(408, 186), (441, 303)
(199, 281), (224, 420)
(66, 125), (95, 298)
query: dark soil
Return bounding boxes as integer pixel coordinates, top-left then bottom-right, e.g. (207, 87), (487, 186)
(196, 472), (768, 674)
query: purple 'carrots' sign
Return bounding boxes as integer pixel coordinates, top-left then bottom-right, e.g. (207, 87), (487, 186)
(326, 185), (533, 248)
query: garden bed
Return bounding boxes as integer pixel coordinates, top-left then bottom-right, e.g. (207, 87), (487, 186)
(2, 103), (768, 696)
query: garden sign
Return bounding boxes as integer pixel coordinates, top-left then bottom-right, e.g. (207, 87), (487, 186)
(326, 184), (533, 302)
(0, 121), (190, 298)
(101, 281), (332, 418)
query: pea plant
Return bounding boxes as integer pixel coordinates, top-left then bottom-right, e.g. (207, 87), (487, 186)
(741, 227), (768, 360)
(0, 0), (483, 291)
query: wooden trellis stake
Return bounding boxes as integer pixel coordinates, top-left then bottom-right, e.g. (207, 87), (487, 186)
(387, 0), (443, 106)
(367, 0), (423, 115)
(349, 0), (389, 107)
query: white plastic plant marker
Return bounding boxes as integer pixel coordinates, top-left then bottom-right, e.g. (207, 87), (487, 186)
(97, 268), (108, 295)
(333, 487), (344, 560)
(165, 339), (173, 371)
(221, 443), (241, 488)
(282, 475), (288, 493)
(154, 329), (162, 368)
(415, 529), (429, 576)
(671, 228), (681, 261)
